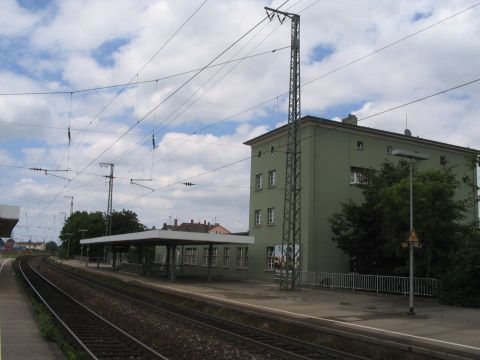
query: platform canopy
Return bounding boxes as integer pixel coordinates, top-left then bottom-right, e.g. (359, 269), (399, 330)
(80, 229), (254, 247)
(0, 205), (20, 238)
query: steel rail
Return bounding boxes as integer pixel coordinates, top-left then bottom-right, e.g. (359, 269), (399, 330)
(45, 258), (367, 360)
(18, 257), (169, 360)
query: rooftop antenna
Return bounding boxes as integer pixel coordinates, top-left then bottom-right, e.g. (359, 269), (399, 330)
(404, 113), (412, 136)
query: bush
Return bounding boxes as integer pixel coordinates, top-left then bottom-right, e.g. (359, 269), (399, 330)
(438, 231), (480, 307)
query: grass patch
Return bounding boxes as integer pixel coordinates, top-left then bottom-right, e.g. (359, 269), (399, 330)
(339, 301), (352, 306)
(367, 305), (377, 310)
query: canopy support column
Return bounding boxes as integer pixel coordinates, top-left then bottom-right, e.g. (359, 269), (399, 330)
(207, 244), (213, 282)
(170, 245), (177, 281)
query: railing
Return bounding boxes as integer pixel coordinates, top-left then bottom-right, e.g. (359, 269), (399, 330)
(299, 271), (437, 297)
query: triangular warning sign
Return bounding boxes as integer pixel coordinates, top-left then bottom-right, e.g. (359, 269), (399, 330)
(408, 229), (420, 243)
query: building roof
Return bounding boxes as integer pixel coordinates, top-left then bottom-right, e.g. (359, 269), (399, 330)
(80, 229), (253, 246)
(244, 115), (479, 154)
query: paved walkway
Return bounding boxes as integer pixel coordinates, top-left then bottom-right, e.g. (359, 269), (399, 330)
(0, 257), (63, 360)
(64, 259), (480, 358)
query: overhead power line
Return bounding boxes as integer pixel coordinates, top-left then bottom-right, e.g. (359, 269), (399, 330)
(0, 47), (288, 97)
(117, 74), (480, 207)
(27, 0), (290, 229)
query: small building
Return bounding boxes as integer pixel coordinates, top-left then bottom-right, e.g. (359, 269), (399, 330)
(16, 241), (46, 251)
(162, 219), (231, 234)
(244, 115), (479, 281)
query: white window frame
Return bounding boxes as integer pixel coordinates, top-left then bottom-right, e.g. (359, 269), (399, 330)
(266, 247), (275, 270)
(267, 207), (275, 224)
(203, 247), (217, 266)
(386, 146), (393, 155)
(254, 210), (261, 225)
(185, 248), (197, 265)
(223, 247), (230, 267)
(255, 173), (263, 190)
(356, 141), (364, 150)
(350, 167), (367, 185)
(236, 247), (244, 268)
(268, 169), (276, 187)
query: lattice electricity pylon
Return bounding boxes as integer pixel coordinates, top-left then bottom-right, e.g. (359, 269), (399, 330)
(265, 7), (301, 290)
(99, 162), (114, 236)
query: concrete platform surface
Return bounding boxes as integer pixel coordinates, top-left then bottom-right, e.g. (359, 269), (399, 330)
(64, 259), (480, 358)
(0, 257), (63, 360)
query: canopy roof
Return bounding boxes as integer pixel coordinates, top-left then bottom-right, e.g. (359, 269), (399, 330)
(80, 229), (254, 247)
(0, 205), (20, 238)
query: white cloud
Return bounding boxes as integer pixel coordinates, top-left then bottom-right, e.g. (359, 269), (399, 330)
(0, 0), (40, 36)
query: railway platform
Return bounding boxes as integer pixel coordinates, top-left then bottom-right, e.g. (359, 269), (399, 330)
(0, 257), (64, 360)
(63, 258), (480, 359)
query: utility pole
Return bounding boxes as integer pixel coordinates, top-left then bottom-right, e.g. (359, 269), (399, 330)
(100, 162), (114, 264)
(64, 196), (74, 216)
(99, 163), (114, 236)
(265, 7), (301, 291)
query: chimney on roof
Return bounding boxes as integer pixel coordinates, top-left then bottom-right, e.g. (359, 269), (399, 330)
(191, 219), (194, 224)
(204, 220), (206, 225)
(342, 114), (357, 126)
(174, 219), (178, 228)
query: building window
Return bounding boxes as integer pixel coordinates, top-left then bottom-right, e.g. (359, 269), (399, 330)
(350, 167), (367, 185)
(270, 145), (275, 154)
(257, 150), (262, 158)
(356, 141), (364, 150)
(255, 174), (263, 190)
(185, 248), (197, 265)
(386, 146), (392, 155)
(268, 170), (276, 187)
(203, 247), (217, 266)
(244, 247), (248, 268)
(267, 208), (275, 224)
(223, 247), (230, 267)
(266, 247), (275, 270)
(254, 210), (261, 225)
(236, 247), (244, 268)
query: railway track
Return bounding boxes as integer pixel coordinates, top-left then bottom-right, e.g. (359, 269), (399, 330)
(41, 257), (368, 360)
(18, 256), (169, 360)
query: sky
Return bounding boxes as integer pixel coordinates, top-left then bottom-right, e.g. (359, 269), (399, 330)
(1, 0), (479, 242)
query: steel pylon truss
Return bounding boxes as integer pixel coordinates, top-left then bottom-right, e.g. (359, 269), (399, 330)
(266, 7), (301, 290)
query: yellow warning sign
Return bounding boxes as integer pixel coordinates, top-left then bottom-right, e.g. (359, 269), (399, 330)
(407, 229), (420, 243)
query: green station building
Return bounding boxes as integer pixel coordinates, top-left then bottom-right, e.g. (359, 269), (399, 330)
(244, 115), (479, 281)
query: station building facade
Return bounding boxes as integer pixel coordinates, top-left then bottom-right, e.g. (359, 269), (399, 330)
(244, 115), (479, 281)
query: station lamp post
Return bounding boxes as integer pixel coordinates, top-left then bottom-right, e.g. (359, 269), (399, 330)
(392, 149), (429, 315)
(78, 229), (88, 263)
(65, 232), (73, 260)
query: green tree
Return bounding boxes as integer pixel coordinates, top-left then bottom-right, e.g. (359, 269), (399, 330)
(59, 211), (105, 258)
(45, 241), (58, 253)
(111, 209), (147, 235)
(330, 160), (469, 277)
(59, 209), (146, 258)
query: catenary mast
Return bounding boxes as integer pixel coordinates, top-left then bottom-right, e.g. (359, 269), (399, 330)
(265, 7), (301, 290)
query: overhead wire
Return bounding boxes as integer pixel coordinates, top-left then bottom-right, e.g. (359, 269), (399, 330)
(115, 73), (480, 208)
(25, 0), (479, 231)
(27, 0), (290, 229)
(27, 0), (210, 228)
(118, 12), (292, 178)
